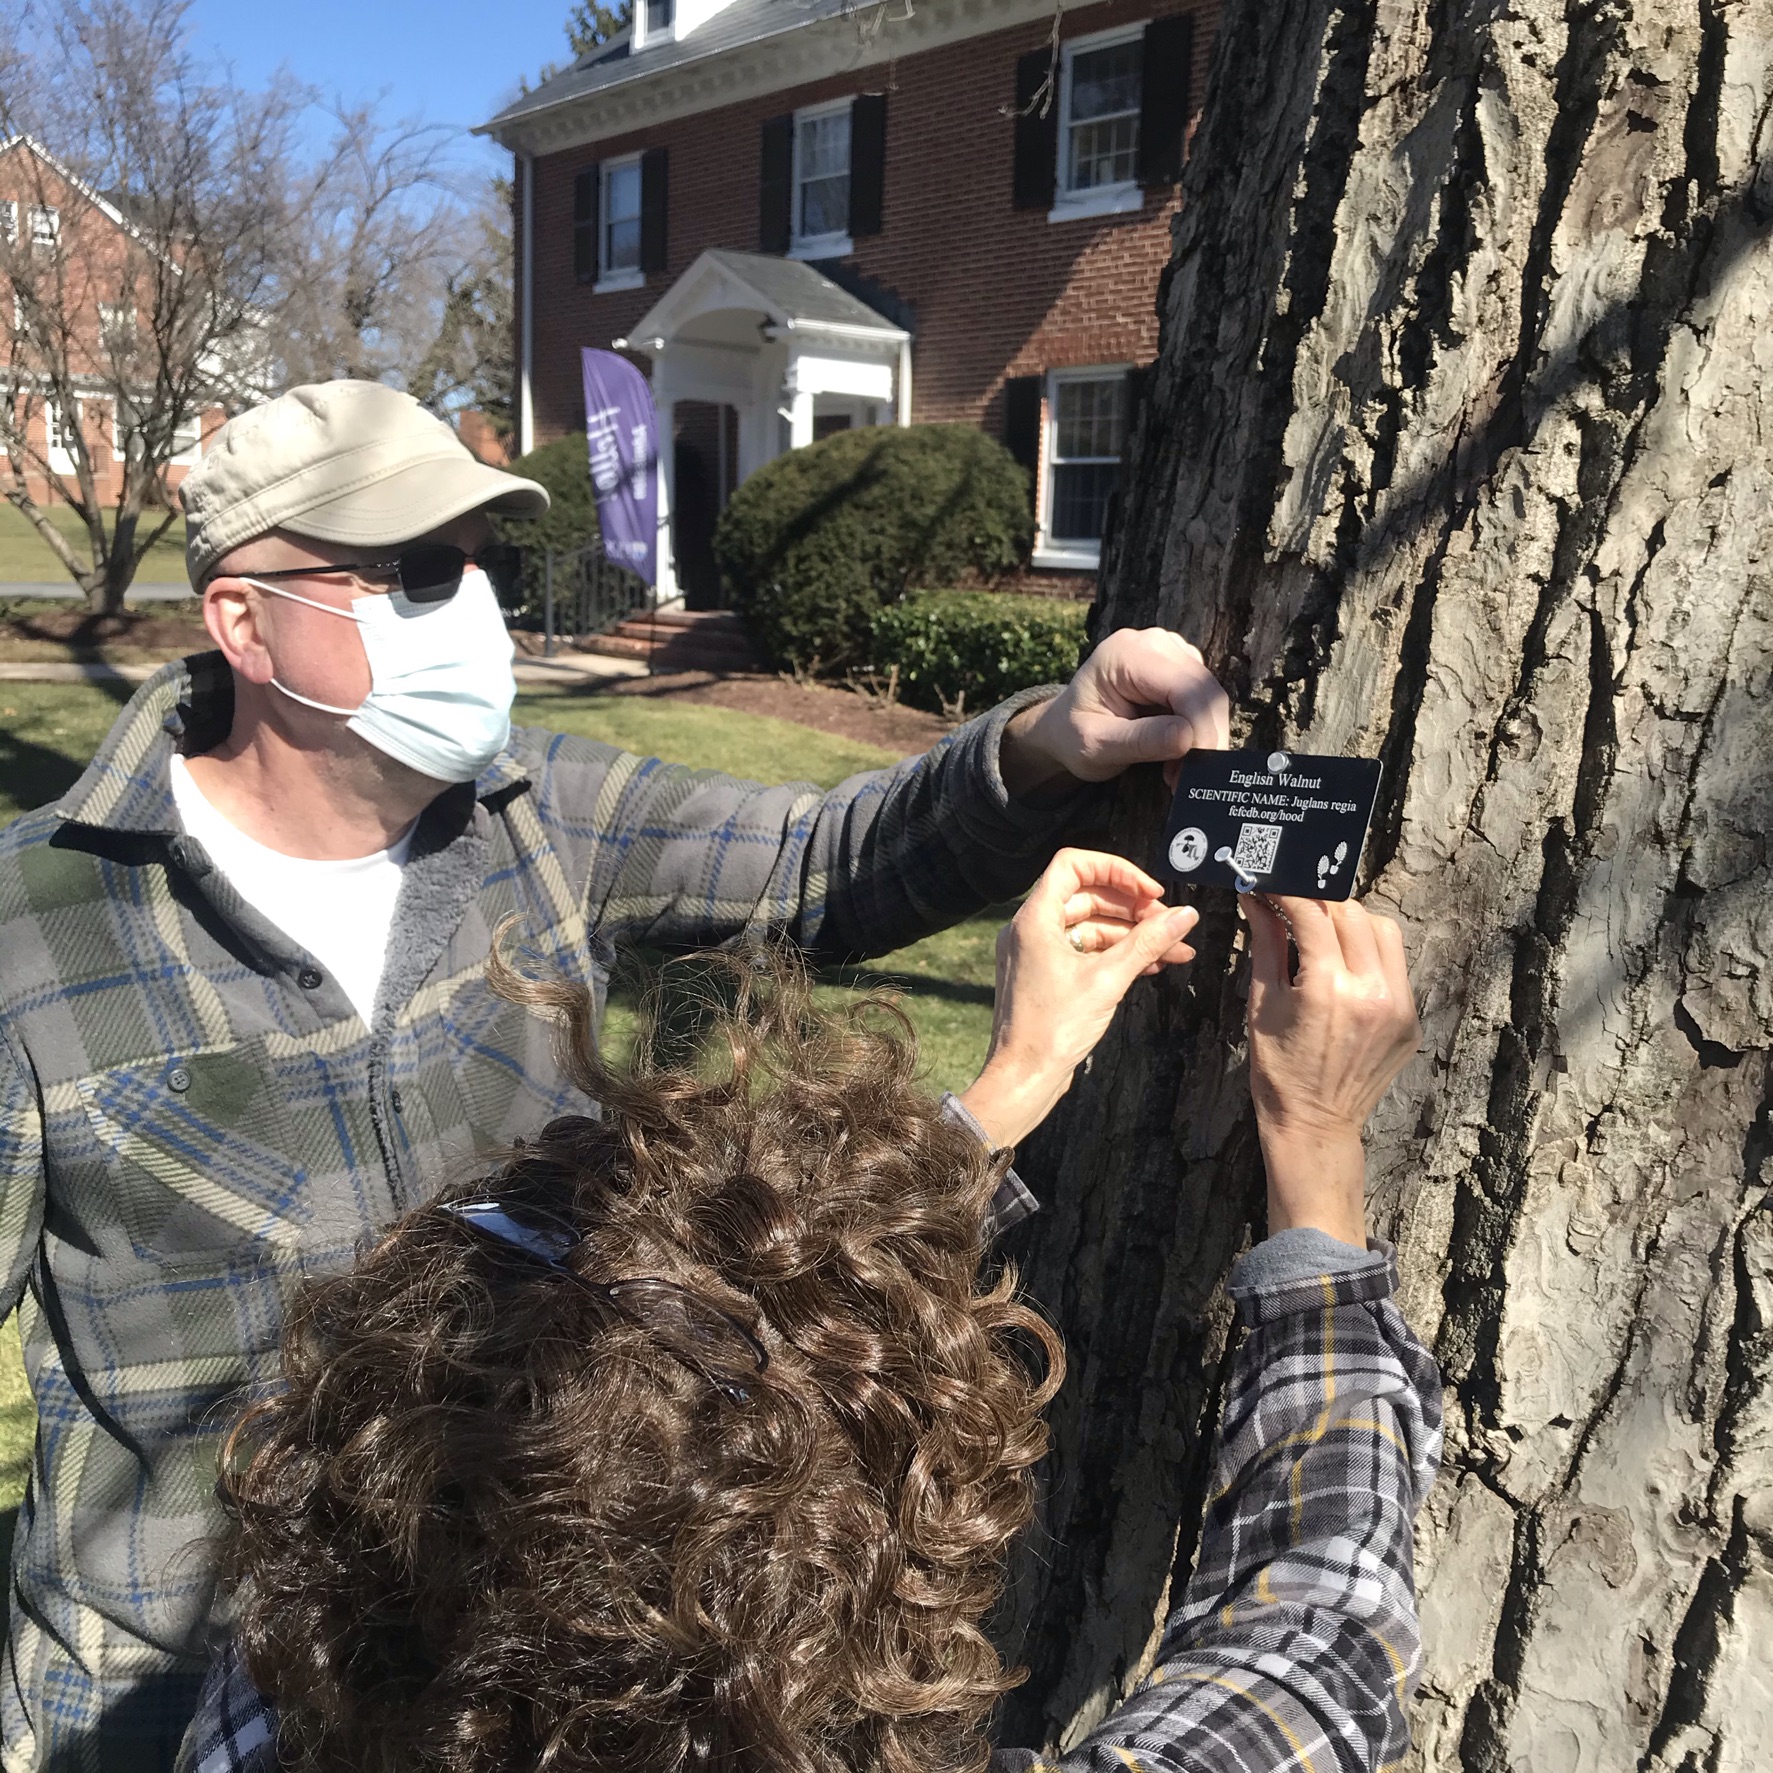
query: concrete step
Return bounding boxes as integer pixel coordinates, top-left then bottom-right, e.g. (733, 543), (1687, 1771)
(582, 631), (758, 660)
(621, 608), (750, 652)
(577, 618), (762, 673)
(578, 631), (660, 660)
(616, 606), (747, 634)
(606, 619), (753, 654)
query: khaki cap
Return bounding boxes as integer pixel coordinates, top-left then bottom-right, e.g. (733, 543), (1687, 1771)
(181, 381), (549, 585)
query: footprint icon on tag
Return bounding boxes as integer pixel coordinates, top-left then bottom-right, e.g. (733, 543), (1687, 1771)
(1315, 840), (1351, 891)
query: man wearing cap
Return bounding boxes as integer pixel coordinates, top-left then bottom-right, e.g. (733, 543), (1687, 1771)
(0, 381), (1229, 1770)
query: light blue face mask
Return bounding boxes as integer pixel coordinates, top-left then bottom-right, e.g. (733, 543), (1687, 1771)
(249, 567), (516, 783)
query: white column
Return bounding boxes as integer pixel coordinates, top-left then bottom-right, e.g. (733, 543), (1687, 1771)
(519, 153), (535, 457)
(781, 350), (815, 452)
(654, 397), (678, 605)
(896, 336), (912, 427)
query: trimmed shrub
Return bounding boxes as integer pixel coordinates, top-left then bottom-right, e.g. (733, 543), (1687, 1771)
(489, 434), (603, 621)
(712, 424), (1033, 673)
(870, 591), (1089, 717)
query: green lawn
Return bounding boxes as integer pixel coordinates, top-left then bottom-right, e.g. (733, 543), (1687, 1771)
(511, 686), (902, 786)
(0, 505), (190, 585)
(0, 680), (1006, 1522)
(0, 680), (142, 820)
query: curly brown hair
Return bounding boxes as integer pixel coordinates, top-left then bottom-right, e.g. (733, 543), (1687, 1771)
(221, 948), (1064, 1773)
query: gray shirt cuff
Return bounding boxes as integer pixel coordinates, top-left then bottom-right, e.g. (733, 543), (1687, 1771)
(1230, 1226), (1388, 1294)
(939, 1092), (1038, 1239)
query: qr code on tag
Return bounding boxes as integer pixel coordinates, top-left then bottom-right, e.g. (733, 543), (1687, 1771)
(1232, 823), (1283, 878)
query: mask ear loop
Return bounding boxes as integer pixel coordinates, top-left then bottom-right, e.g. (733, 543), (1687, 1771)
(244, 579), (366, 622)
(243, 578), (367, 718)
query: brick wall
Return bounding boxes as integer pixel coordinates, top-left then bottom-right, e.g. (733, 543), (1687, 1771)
(523, 0), (1219, 449)
(0, 143), (227, 509)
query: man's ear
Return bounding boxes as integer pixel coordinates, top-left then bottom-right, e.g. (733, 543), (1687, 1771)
(203, 578), (274, 686)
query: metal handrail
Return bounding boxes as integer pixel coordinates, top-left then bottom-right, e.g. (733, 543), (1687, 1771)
(540, 545), (652, 657)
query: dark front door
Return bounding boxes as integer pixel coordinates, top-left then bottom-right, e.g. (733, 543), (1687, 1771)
(671, 401), (737, 610)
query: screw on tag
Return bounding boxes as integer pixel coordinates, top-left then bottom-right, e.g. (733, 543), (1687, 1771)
(1213, 846), (1260, 893)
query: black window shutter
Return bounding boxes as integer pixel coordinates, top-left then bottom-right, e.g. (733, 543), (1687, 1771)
(1002, 375), (1042, 508)
(849, 93), (887, 237)
(1011, 49), (1059, 211)
(759, 115), (793, 253)
(573, 165), (599, 283)
(640, 147), (669, 273)
(1138, 15), (1194, 187)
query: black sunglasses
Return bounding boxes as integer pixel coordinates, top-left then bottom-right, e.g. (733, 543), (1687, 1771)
(251, 541), (525, 606)
(438, 1198), (769, 1405)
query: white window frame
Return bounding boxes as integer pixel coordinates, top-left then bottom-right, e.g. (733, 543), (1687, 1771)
(28, 205), (61, 251)
(0, 202), (15, 244)
(45, 397), (81, 474)
(632, 0), (674, 51)
(594, 153), (646, 294)
(169, 410), (203, 466)
(1035, 364), (1129, 570)
(788, 97), (853, 261)
(99, 302), (137, 350)
(1049, 22), (1146, 225)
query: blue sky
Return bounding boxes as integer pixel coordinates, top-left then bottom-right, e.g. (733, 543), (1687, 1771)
(182, 0), (576, 180)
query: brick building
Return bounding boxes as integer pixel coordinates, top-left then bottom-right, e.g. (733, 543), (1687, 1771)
(481, 0), (1216, 604)
(0, 137), (226, 511)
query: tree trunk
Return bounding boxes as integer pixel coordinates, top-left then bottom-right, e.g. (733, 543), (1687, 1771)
(101, 508), (140, 617)
(999, 2), (1773, 1769)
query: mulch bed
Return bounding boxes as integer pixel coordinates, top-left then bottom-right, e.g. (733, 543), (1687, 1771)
(0, 604), (208, 655)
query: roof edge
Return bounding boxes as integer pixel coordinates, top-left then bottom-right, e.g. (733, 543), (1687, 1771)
(478, 0), (1061, 158)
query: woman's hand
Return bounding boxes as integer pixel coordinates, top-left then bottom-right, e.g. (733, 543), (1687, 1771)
(1242, 895), (1420, 1246)
(957, 849), (1199, 1149)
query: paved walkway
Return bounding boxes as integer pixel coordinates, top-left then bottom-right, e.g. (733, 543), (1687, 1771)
(0, 650), (648, 686)
(513, 650), (648, 683)
(0, 661), (159, 683)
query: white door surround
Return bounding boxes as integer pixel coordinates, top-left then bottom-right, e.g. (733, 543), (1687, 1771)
(615, 249), (911, 601)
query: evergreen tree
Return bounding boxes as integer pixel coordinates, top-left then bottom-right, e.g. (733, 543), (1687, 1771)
(565, 0), (631, 57)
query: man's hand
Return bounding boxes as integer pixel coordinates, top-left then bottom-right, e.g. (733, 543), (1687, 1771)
(958, 849), (1199, 1149)
(1001, 628), (1232, 801)
(1242, 895), (1419, 1246)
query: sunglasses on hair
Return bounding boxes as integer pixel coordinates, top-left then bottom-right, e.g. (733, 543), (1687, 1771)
(438, 1198), (769, 1405)
(249, 541), (525, 606)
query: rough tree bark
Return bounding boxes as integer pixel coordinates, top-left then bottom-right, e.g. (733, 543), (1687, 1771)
(997, 2), (1773, 1769)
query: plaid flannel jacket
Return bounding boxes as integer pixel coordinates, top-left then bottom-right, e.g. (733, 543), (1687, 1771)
(0, 654), (1089, 1773)
(174, 1246), (1442, 1773)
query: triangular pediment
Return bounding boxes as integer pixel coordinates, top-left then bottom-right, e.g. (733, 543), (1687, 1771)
(619, 249), (908, 352)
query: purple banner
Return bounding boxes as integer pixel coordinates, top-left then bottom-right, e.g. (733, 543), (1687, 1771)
(580, 348), (659, 586)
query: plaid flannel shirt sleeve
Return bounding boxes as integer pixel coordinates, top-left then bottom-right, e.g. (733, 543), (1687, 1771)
(996, 1244), (1443, 1773)
(0, 1018), (46, 1320)
(172, 1641), (272, 1773)
(565, 687), (1102, 962)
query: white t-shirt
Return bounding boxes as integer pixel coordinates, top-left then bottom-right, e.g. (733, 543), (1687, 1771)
(169, 755), (414, 1027)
